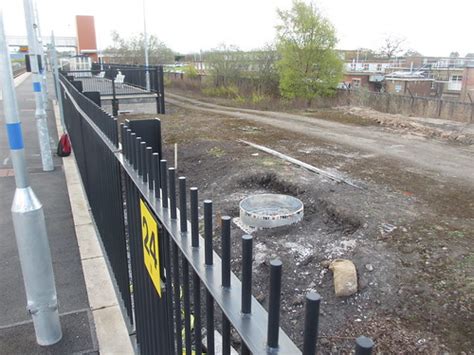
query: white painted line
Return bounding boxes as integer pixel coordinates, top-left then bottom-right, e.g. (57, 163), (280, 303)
(3, 156), (9, 166)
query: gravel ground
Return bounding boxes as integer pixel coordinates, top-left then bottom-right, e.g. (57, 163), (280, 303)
(119, 93), (473, 353)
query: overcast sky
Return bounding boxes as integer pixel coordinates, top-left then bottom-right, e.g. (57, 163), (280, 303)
(1, 0), (473, 57)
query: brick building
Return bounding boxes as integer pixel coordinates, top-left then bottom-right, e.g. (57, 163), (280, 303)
(75, 15), (98, 61)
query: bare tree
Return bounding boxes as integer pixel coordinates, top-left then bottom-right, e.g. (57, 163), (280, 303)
(379, 36), (405, 59)
(404, 49), (422, 57)
(104, 31), (174, 65)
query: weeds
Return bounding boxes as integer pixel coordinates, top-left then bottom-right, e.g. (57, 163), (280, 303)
(208, 146), (226, 157)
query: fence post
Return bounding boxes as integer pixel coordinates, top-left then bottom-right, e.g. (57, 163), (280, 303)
(160, 160), (168, 208)
(355, 336), (374, 355)
(221, 216), (231, 288)
(302, 292), (321, 355)
(241, 235), (253, 315)
(179, 177), (187, 232)
(190, 187), (199, 247)
(267, 259), (283, 349)
(112, 77), (119, 116)
(157, 66), (161, 113)
(221, 215), (231, 355)
(159, 66), (165, 114)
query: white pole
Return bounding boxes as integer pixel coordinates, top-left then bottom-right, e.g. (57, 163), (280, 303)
(0, 11), (62, 346)
(33, 0), (49, 108)
(143, 0), (150, 90)
(23, 0), (54, 171)
(50, 32), (66, 132)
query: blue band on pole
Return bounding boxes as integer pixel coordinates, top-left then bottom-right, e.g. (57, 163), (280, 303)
(6, 123), (24, 150)
(33, 82), (41, 92)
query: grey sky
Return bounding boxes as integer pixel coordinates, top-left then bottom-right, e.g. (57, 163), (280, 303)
(1, 0), (473, 57)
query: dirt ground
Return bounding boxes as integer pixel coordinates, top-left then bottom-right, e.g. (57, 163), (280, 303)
(121, 92), (473, 353)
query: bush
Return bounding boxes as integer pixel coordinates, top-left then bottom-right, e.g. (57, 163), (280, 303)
(183, 65), (199, 79)
(202, 85), (241, 99)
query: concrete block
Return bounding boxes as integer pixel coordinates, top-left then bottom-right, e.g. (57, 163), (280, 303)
(82, 257), (117, 310)
(75, 223), (102, 260)
(93, 305), (134, 354)
(68, 182), (91, 226)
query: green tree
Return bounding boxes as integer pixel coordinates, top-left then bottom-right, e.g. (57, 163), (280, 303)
(276, 0), (342, 102)
(105, 31), (174, 65)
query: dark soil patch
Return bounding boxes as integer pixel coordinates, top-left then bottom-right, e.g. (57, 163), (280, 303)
(238, 172), (304, 195)
(126, 103), (473, 353)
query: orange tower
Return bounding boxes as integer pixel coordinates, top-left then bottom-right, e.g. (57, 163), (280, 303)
(75, 15), (98, 61)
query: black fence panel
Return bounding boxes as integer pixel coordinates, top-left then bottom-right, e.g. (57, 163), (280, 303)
(59, 72), (375, 355)
(60, 76), (133, 324)
(61, 64), (165, 115)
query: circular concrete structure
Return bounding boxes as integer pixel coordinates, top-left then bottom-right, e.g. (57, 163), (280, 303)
(239, 194), (304, 229)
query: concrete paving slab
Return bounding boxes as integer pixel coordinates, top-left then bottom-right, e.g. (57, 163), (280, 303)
(75, 223), (103, 260)
(81, 256), (118, 311)
(68, 184), (92, 226)
(0, 74), (97, 352)
(93, 306), (134, 354)
(0, 310), (97, 354)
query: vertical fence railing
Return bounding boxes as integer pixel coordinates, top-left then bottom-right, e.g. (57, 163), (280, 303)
(62, 64), (165, 115)
(59, 72), (375, 355)
(60, 75), (133, 323)
(106, 63), (165, 114)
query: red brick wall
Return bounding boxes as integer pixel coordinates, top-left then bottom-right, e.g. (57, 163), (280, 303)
(385, 79), (433, 96)
(343, 74), (378, 91)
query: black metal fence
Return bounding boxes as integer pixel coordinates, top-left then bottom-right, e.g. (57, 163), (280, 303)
(61, 63), (165, 116)
(105, 63), (165, 115)
(59, 72), (375, 355)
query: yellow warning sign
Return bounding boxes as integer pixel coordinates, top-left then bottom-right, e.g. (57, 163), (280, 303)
(140, 199), (161, 297)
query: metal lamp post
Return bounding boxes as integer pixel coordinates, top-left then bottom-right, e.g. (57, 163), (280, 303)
(143, 0), (150, 91)
(0, 11), (62, 346)
(23, 0), (54, 172)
